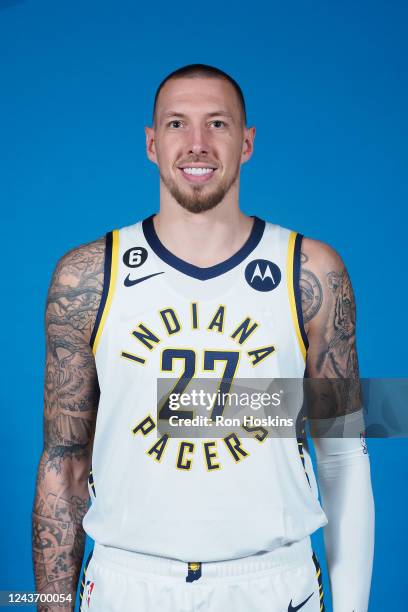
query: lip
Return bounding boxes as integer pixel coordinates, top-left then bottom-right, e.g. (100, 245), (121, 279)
(178, 164), (217, 169)
(178, 167), (217, 183)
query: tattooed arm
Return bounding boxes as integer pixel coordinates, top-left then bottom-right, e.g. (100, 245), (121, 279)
(32, 238), (105, 610)
(300, 238), (375, 612)
(301, 238), (361, 410)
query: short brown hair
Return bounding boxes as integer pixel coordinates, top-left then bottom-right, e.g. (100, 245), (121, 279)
(153, 63), (247, 125)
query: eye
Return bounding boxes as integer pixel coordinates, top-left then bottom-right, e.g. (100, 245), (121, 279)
(210, 120), (226, 128)
(168, 120), (183, 128)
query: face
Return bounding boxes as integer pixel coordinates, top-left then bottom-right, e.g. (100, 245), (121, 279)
(145, 77), (255, 213)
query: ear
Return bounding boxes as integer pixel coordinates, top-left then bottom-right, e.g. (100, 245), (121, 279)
(145, 126), (158, 164)
(241, 126), (256, 164)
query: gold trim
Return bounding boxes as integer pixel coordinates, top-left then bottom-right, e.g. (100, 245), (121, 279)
(286, 231), (307, 361)
(93, 229), (119, 355)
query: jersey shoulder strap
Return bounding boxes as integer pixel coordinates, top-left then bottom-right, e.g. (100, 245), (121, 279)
(89, 229), (120, 354)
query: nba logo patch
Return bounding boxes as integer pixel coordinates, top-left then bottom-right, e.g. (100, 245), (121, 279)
(245, 259), (281, 292)
(86, 580), (95, 607)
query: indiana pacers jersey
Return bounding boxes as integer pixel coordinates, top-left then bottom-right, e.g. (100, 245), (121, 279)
(82, 215), (328, 562)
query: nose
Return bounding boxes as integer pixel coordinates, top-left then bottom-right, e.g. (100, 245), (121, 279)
(187, 124), (209, 156)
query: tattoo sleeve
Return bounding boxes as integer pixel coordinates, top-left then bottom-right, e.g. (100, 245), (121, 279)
(300, 242), (362, 418)
(32, 238), (104, 610)
(299, 252), (323, 324)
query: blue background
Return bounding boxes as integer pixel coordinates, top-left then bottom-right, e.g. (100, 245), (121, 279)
(0, 0), (406, 609)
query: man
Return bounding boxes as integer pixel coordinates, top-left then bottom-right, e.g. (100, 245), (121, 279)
(32, 64), (374, 611)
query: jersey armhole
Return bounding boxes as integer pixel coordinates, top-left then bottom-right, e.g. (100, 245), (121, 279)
(286, 231), (309, 361)
(89, 229), (119, 355)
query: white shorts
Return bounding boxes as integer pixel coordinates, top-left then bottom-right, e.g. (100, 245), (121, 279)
(79, 537), (325, 612)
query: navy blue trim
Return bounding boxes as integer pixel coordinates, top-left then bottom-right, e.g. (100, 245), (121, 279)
(89, 232), (113, 349)
(312, 551), (325, 612)
(88, 464), (96, 496)
(293, 233), (309, 352)
(142, 215), (265, 280)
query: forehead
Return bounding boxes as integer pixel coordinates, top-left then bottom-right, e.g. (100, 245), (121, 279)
(155, 76), (242, 119)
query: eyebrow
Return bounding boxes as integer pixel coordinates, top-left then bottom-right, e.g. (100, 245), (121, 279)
(162, 111), (235, 120)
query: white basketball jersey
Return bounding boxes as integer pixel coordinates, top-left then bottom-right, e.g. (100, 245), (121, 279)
(82, 215), (328, 562)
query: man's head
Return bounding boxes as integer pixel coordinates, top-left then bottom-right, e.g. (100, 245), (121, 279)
(145, 64), (255, 214)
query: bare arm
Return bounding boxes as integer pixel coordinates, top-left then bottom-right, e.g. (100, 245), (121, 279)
(32, 238), (105, 610)
(301, 238), (374, 612)
(301, 238), (361, 411)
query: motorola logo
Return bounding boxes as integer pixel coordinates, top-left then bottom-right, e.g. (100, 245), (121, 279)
(245, 259), (281, 292)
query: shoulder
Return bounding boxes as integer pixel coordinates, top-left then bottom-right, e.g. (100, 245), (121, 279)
(47, 236), (106, 340)
(300, 236), (350, 301)
(298, 236), (355, 333)
(300, 236), (345, 274)
(53, 236), (106, 280)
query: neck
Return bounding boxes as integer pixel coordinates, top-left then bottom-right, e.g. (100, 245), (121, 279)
(153, 190), (253, 268)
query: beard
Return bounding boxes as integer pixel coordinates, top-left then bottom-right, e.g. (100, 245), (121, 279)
(160, 164), (240, 214)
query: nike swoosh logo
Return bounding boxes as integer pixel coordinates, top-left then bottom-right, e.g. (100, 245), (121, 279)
(288, 592), (314, 611)
(124, 272), (164, 287)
